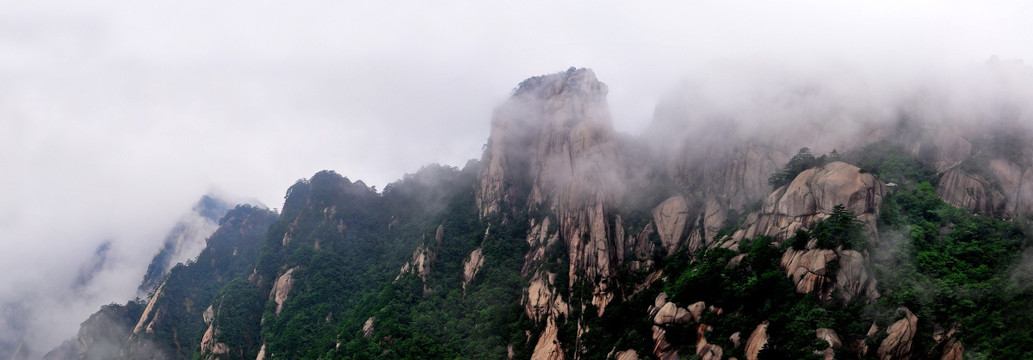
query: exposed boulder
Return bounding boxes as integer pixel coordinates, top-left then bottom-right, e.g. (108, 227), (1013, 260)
(733, 162), (885, 245)
(781, 248), (837, 300)
(988, 158), (1033, 216)
(397, 244), (433, 282)
(878, 308), (918, 360)
(729, 331), (742, 349)
(695, 324), (723, 360)
(651, 196), (692, 254)
(648, 293), (704, 325)
(652, 302), (692, 325)
(780, 246), (879, 302)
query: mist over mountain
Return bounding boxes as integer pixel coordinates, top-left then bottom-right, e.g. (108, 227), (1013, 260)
(27, 62), (1033, 359)
(0, 194), (254, 360)
(6, 2), (1033, 358)
(138, 195), (235, 295)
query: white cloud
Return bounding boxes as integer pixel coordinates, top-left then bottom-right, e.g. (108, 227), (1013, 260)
(1, 0), (1031, 355)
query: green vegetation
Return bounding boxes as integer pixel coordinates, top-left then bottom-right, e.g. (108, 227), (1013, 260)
(875, 181), (1033, 358)
(768, 147), (832, 188)
(840, 142), (1033, 357)
(125, 205), (277, 359)
(88, 137), (1033, 360)
(790, 204), (867, 251)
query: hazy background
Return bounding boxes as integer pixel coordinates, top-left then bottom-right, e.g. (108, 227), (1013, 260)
(2, 0), (1032, 356)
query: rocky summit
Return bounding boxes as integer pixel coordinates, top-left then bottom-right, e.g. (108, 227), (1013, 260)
(46, 67), (1033, 359)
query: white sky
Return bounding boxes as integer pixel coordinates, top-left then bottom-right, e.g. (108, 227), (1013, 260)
(1, 0), (1032, 355)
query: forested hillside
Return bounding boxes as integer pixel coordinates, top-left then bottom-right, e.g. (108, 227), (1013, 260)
(49, 68), (1033, 359)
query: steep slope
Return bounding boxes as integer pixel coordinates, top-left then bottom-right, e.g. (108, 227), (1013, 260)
(138, 195), (233, 294)
(122, 205), (277, 359)
(54, 66), (1033, 360)
(42, 303), (146, 360)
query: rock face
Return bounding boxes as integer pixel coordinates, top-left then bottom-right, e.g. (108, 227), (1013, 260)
(780, 246), (879, 301)
(745, 321), (769, 360)
(835, 249), (879, 302)
(397, 224), (445, 292)
(878, 308), (918, 360)
(641, 145), (789, 256)
(781, 248), (838, 299)
(989, 158), (1033, 216)
(477, 67), (619, 219)
(911, 127), (1033, 217)
(937, 168), (1006, 214)
(478, 68), (626, 355)
(530, 317), (565, 360)
(132, 282), (166, 334)
(651, 196), (693, 254)
(816, 328), (841, 360)
(733, 162), (885, 244)
(462, 248), (484, 291)
(271, 268), (297, 316)
(199, 304), (228, 359)
(523, 270), (569, 323)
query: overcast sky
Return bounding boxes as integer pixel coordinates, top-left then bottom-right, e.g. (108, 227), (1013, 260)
(2, 0), (1032, 355)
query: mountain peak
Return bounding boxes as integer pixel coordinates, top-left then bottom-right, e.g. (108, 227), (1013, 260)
(477, 68), (619, 218)
(512, 67), (607, 101)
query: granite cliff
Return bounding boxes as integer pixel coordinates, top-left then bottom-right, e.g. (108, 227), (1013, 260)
(48, 66), (1033, 360)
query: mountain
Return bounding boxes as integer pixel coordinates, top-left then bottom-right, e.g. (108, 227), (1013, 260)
(138, 195), (234, 295)
(51, 66), (1033, 359)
